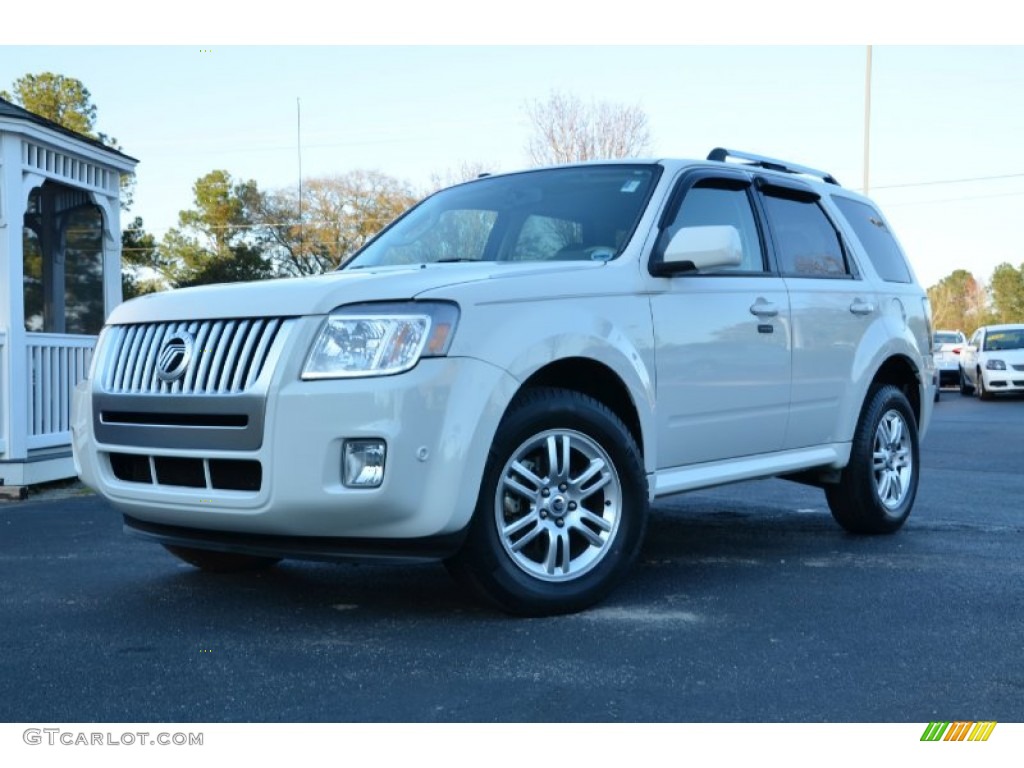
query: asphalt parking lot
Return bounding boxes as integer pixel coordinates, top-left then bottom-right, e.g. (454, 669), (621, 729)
(1, 389), (1022, 722)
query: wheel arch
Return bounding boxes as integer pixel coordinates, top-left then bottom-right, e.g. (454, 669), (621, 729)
(869, 354), (923, 427)
(517, 357), (646, 462)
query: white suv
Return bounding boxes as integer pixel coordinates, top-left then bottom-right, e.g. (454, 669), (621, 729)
(73, 149), (935, 615)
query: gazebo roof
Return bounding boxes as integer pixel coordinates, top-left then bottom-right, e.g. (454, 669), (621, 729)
(0, 95), (138, 163)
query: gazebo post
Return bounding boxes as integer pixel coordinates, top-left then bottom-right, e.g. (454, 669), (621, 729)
(93, 194), (124, 313)
(1, 131), (29, 467)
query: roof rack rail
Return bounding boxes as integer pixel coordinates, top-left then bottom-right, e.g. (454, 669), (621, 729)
(707, 148), (841, 187)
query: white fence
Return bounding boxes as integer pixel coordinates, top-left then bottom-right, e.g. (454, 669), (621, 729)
(25, 333), (95, 450)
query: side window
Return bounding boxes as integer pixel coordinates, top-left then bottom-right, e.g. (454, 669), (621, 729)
(762, 193), (851, 278)
(662, 182), (765, 272)
(831, 196), (912, 283)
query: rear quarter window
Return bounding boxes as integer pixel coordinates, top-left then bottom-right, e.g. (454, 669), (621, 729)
(831, 196), (912, 283)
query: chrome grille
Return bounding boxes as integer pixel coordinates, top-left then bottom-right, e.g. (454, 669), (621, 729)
(103, 318), (287, 394)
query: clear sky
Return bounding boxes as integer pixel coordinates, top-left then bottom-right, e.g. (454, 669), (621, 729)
(2, 35), (1022, 290)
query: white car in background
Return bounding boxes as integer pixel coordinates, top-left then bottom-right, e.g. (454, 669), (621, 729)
(933, 330), (967, 389)
(959, 324), (1024, 400)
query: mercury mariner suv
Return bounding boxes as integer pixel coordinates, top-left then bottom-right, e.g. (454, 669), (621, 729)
(73, 149), (936, 615)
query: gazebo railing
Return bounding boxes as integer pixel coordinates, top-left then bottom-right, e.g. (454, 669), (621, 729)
(25, 333), (95, 450)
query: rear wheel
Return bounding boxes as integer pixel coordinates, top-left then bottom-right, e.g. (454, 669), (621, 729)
(826, 385), (918, 534)
(163, 545), (280, 573)
(446, 387), (648, 616)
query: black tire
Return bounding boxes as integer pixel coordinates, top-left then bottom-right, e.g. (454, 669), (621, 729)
(825, 385), (919, 535)
(977, 370), (992, 401)
(959, 367), (973, 396)
(163, 544), (280, 573)
(446, 387), (648, 616)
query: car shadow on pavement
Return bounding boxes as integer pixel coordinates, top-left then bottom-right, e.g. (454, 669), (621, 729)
(126, 558), (486, 620)
(106, 501), (878, 625)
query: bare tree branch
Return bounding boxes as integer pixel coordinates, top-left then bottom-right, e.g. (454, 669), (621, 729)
(524, 91), (652, 166)
(262, 171), (418, 276)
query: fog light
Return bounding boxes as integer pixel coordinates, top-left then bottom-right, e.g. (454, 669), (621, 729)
(343, 440), (386, 488)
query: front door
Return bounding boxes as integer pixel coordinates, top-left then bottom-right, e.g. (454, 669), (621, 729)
(650, 173), (791, 469)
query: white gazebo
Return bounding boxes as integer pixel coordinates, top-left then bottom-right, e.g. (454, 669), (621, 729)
(0, 97), (137, 489)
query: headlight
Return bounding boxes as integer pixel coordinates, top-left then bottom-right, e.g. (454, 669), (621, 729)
(302, 302), (459, 379)
(986, 359), (1006, 371)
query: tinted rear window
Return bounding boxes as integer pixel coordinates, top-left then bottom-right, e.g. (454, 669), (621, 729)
(762, 193), (849, 277)
(831, 196), (912, 283)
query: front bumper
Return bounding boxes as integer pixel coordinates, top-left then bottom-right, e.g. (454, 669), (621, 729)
(980, 368), (1024, 395)
(74, 355), (517, 543)
(123, 514), (467, 562)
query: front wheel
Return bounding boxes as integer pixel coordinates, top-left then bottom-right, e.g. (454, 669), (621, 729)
(959, 367), (974, 396)
(977, 370), (992, 401)
(826, 385), (919, 534)
(446, 387), (648, 616)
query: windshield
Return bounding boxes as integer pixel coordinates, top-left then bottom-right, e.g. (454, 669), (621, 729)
(934, 332), (963, 345)
(983, 329), (1024, 351)
(345, 165), (660, 269)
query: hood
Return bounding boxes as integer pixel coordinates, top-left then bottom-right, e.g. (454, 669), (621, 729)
(984, 347), (1024, 363)
(107, 261), (605, 325)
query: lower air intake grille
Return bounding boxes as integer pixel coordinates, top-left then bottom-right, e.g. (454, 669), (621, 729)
(108, 453), (262, 492)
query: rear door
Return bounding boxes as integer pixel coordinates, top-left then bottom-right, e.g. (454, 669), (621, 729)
(755, 178), (875, 449)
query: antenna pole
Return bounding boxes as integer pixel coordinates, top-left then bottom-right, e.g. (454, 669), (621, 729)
(863, 46), (872, 195)
(297, 97), (303, 250)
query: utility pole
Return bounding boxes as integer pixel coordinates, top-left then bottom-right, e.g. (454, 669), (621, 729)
(863, 45), (872, 195)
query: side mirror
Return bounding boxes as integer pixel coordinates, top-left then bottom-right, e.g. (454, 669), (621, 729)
(653, 225), (743, 276)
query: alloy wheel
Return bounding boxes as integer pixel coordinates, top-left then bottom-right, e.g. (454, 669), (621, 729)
(494, 429), (622, 582)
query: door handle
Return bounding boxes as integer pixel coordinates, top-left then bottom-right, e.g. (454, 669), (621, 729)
(749, 300), (779, 318)
(849, 299), (876, 316)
